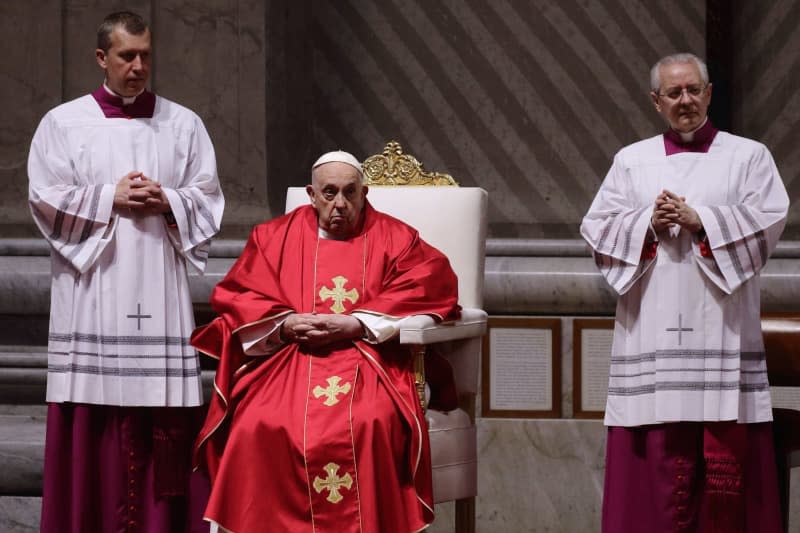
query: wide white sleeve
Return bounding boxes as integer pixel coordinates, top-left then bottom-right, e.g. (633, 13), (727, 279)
(161, 115), (224, 273)
(28, 113), (116, 273)
(580, 153), (656, 295)
(238, 316), (288, 356)
(352, 312), (404, 344)
(693, 144), (788, 294)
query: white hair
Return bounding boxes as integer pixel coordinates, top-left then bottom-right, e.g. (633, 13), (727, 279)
(650, 53), (709, 91)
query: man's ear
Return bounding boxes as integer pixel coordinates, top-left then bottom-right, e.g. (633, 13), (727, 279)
(96, 49), (108, 70)
(650, 91), (661, 111)
(362, 185), (368, 198)
(306, 184), (316, 206)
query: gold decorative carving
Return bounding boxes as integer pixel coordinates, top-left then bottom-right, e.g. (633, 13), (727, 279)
(411, 344), (427, 410)
(362, 141), (458, 186)
(313, 462), (353, 504)
(313, 376), (352, 406)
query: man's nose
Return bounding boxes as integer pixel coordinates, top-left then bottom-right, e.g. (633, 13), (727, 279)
(132, 54), (143, 70)
(678, 89), (693, 104)
(333, 193), (346, 208)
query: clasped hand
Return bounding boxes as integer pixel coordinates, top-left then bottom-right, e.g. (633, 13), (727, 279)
(652, 189), (702, 233)
(281, 313), (364, 348)
(114, 171), (171, 215)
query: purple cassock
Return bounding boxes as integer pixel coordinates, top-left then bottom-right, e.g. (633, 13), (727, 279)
(38, 87), (212, 533)
(603, 422), (781, 533)
(41, 404), (210, 533)
(600, 120), (783, 533)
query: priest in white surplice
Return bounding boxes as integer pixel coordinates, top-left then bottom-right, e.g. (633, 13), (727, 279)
(28, 11), (223, 533)
(582, 53), (788, 533)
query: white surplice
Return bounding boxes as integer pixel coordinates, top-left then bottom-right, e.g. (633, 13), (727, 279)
(28, 93), (224, 407)
(581, 132), (788, 427)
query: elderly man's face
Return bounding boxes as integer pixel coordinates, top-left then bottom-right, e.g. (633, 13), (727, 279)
(307, 162), (368, 239)
(96, 26), (151, 97)
(651, 61), (712, 133)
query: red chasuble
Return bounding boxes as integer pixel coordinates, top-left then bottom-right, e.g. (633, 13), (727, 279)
(192, 203), (460, 532)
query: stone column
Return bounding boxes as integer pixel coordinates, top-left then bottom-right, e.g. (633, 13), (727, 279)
(155, 0), (269, 237)
(0, 1), (64, 237)
(265, 0), (314, 218)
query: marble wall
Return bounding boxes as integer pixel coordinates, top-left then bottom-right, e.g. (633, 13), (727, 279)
(0, 1), (720, 240)
(1, 3), (799, 528)
(0, 0), (268, 238)
(731, 0), (800, 234)
(3, 1), (798, 241)
(308, 0), (704, 238)
(0, 2), (62, 237)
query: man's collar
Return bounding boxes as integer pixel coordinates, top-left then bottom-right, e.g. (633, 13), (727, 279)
(319, 227), (348, 240)
(91, 84), (156, 119)
(676, 117), (708, 142)
(663, 118), (718, 156)
(102, 83), (142, 105)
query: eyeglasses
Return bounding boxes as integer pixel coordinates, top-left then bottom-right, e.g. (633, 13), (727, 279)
(654, 84), (708, 102)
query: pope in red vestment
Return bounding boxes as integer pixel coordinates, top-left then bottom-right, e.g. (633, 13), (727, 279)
(191, 151), (460, 532)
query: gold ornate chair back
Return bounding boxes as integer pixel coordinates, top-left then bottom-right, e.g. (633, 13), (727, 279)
(362, 141), (458, 187)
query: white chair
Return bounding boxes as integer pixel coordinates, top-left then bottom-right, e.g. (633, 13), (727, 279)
(286, 141), (487, 533)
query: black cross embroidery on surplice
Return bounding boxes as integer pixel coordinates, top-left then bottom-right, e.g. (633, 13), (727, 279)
(665, 313), (694, 345)
(127, 303), (152, 331)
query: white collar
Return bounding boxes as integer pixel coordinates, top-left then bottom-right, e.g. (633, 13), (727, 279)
(318, 226), (350, 241)
(103, 82), (143, 106)
(677, 117), (708, 143)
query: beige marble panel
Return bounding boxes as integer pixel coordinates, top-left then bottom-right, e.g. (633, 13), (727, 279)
(427, 501), (455, 533)
(0, 496), (40, 533)
(0, 414), (46, 494)
(475, 419), (606, 532)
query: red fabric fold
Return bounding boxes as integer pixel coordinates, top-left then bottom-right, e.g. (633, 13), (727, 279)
(699, 237), (713, 258)
(641, 240), (658, 260)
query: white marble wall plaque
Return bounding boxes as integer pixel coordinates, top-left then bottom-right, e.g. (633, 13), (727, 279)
(488, 327), (552, 411)
(580, 328), (613, 412)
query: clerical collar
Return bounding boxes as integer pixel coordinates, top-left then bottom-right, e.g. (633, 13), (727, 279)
(91, 84), (156, 119)
(319, 227), (348, 240)
(663, 118), (718, 156)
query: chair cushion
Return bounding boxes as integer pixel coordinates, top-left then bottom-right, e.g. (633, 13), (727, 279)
(399, 308), (487, 345)
(427, 408), (477, 502)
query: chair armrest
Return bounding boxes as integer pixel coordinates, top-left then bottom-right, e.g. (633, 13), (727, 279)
(399, 308), (487, 345)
